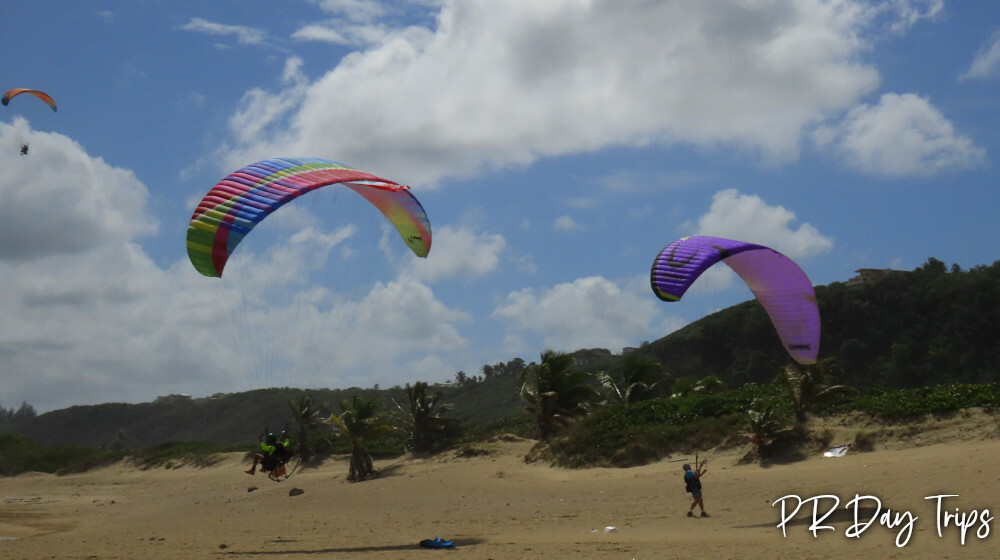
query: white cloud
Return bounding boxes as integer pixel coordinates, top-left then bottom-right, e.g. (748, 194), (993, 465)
(221, 0), (888, 185)
(511, 253), (537, 275)
(881, 0), (942, 34)
(292, 23), (391, 47)
(492, 276), (661, 353)
(293, 24), (352, 45)
(292, 1), (431, 49)
(0, 120), (473, 412)
(962, 31), (1000, 80)
(815, 93), (988, 176)
(691, 189), (834, 259)
(181, 18), (267, 45)
(409, 225), (506, 283)
(350, 277), (470, 352)
(309, 0), (387, 23)
(553, 215), (582, 233)
(0, 119), (156, 262)
(224, 58), (309, 153)
(0, 121), (184, 411)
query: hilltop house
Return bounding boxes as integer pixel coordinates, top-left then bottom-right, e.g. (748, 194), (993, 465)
(848, 268), (896, 286)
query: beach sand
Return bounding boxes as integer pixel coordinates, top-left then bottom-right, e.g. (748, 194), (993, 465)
(3, 410), (1000, 559)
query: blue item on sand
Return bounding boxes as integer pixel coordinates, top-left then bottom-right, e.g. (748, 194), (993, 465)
(419, 537), (456, 549)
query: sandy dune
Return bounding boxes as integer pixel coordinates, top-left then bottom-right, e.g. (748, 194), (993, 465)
(3, 412), (1000, 559)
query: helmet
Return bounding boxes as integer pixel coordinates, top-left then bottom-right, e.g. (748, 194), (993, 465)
(266, 432), (277, 442)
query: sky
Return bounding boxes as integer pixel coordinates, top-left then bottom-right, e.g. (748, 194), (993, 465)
(1, 0), (997, 413)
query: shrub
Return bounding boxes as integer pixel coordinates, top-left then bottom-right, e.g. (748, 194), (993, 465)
(0, 434), (125, 476)
(843, 384), (1000, 420)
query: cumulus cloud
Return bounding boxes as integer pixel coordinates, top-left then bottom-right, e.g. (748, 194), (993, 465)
(0, 120), (472, 411)
(225, 57), (309, 151)
(961, 31), (1000, 80)
(336, 277), (471, 363)
(220, 0), (890, 185)
(181, 18), (267, 45)
(815, 93), (988, 176)
(0, 120), (181, 410)
(409, 225), (506, 283)
(0, 118), (156, 262)
(691, 189), (834, 259)
(492, 276), (662, 353)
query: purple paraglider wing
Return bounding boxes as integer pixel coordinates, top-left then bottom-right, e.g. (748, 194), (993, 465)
(650, 236), (820, 365)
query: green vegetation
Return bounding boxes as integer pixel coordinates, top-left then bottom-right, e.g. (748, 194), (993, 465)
(544, 383), (776, 467)
(597, 353), (669, 405)
(2, 257), (999, 474)
(289, 391), (323, 462)
(0, 401), (37, 423)
(393, 381), (461, 454)
(645, 258), (1000, 389)
(835, 383), (1000, 420)
(518, 350), (602, 440)
(2, 382), (999, 475)
(775, 360), (857, 422)
(542, 381), (1000, 468)
(0, 434), (124, 475)
(327, 394), (396, 481)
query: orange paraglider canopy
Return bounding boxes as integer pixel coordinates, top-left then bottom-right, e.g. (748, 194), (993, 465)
(2, 88), (57, 112)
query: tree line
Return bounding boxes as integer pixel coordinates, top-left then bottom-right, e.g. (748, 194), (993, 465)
(4, 256), (999, 475)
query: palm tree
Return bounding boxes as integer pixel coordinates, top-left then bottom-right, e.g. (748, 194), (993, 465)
(327, 394), (394, 482)
(392, 381), (459, 454)
(745, 397), (786, 454)
(289, 391), (322, 462)
(776, 359), (857, 422)
(518, 350), (601, 441)
(597, 353), (669, 405)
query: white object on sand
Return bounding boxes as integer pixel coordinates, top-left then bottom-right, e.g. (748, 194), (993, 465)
(823, 445), (850, 458)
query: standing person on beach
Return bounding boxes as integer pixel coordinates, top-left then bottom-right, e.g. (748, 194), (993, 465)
(683, 463), (709, 517)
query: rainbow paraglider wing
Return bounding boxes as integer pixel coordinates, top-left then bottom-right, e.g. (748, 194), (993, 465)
(650, 235), (820, 365)
(1, 88), (57, 112)
(186, 157), (432, 278)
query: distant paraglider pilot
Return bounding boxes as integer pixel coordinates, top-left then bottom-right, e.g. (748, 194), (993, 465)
(683, 462), (709, 518)
(20, 143), (28, 156)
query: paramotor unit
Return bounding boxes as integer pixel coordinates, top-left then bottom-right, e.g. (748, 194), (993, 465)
(260, 427), (302, 482)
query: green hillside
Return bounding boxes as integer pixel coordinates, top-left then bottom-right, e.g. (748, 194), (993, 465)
(3, 256), (998, 455)
(643, 257), (1000, 388)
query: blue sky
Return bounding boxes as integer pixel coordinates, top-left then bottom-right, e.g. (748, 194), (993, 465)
(2, 0), (997, 412)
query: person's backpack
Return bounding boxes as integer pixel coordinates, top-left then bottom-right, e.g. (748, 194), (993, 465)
(684, 473), (701, 493)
